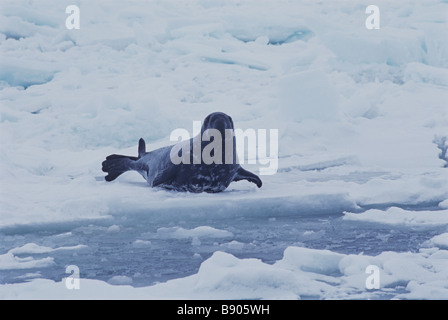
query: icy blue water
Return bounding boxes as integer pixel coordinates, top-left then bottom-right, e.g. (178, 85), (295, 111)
(1, 206), (444, 288)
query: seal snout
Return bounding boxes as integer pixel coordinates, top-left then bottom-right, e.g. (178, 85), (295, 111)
(210, 113), (233, 131)
(201, 112), (234, 134)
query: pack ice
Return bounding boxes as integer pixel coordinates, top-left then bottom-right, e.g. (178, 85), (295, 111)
(1, 0), (448, 299)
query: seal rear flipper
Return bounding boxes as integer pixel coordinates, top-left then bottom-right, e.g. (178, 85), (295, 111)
(233, 167), (262, 188)
(102, 154), (138, 181)
(138, 138), (146, 158)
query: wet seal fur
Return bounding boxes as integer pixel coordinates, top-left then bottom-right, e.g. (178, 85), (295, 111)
(102, 112), (262, 193)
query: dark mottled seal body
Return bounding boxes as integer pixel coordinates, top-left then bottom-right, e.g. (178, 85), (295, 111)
(102, 112), (262, 193)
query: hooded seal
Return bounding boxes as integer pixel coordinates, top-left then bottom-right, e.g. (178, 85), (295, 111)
(102, 112), (262, 193)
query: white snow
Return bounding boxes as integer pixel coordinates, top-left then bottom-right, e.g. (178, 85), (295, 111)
(107, 275), (133, 286)
(343, 207), (448, 227)
(439, 199), (448, 209)
(1, 246), (448, 300)
(1, 0), (448, 299)
(0, 252), (54, 271)
(425, 233), (448, 249)
(156, 226), (233, 239)
(8, 243), (87, 255)
(132, 240), (152, 248)
(0, 243), (86, 270)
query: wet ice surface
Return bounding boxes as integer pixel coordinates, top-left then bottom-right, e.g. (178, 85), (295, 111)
(1, 206), (445, 289)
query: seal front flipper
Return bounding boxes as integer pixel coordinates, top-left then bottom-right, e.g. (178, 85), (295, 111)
(233, 167), (262, 188)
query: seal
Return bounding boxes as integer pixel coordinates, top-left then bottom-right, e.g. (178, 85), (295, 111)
(102, 112), (262, 193)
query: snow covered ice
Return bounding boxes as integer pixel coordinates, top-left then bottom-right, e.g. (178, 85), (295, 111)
(1, 0), (448, 299)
